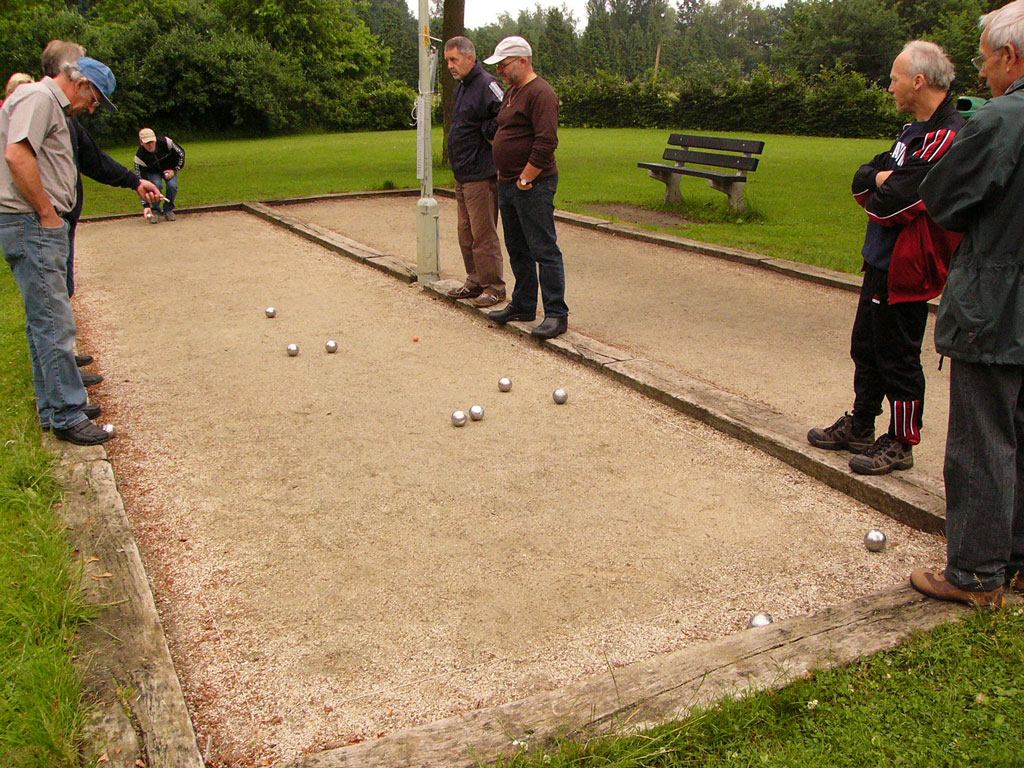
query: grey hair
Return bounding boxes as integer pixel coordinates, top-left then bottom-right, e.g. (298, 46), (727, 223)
(444, 36), (476, 57)
(982, 1), (1024, 54)
(41, 40), (85, 77)
(901, 40), (955, 89)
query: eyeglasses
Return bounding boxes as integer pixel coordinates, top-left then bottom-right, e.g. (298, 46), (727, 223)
(973, 46), (1006, 73)
(495, 58), (519, 72)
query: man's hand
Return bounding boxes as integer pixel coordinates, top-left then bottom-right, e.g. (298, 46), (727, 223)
(137, 179), (163, 204)
(875, 170), (893, 187)
(163, 169), (175, 180)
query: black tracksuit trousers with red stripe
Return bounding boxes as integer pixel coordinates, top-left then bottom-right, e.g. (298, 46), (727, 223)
(850, 264), (929, 445)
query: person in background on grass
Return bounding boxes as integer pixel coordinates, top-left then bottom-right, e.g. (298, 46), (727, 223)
(443, 35), (506, 309)
(911, 0), (1024, 610)
(2, 73), (34, 108)
(134, 127), (184, 223)
(41, 41), (162, 388)
(806, 41), (964, 476)
(484, 36), (569, 340)
(0, 56), (122, 444)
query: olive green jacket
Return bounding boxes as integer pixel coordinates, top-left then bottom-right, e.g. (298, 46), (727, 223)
(920, 75), (1024, 364)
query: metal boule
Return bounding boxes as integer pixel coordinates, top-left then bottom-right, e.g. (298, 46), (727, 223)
(498, 377), (512, 392)
(864, 529), (887, 552)
(553, 388), (568, 404)
(287, 344), (299, 356)
(747, 612), (773, 628)
(469, 405), (484, 421)
(451, 410), (468, 427)
(265, 307), (276, 318)
(325, 340), (338, 353)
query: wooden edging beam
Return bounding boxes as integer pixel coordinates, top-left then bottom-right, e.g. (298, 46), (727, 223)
(53, 440), (204, 768)
(289, 584), (1004, 768)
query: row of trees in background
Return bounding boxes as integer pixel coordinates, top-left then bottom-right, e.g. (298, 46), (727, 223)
(0, 0), (1005, 142)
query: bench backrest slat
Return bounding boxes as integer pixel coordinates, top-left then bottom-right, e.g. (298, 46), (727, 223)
(668, 134), (765, 155)
(662, 147), (760, 172)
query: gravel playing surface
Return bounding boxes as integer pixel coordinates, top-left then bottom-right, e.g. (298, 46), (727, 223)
(73, 208), (944, 767)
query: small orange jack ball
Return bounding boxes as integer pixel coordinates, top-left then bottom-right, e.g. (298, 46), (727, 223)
(413, 336), (419, 342)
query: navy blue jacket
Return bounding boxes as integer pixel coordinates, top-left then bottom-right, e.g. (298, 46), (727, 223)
(67, 117), (141, 226)
(448, 62), (503, 183)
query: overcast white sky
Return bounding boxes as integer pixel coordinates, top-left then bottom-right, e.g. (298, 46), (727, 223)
(404, 0), (786, 31)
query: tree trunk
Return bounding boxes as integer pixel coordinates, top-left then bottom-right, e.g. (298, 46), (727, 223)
(440, 0), (465, 168)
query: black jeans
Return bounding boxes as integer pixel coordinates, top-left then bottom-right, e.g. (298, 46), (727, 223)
(944, 359), (1024, 591)
(497, 174), (568, 318)
(850, 264), (929, 443)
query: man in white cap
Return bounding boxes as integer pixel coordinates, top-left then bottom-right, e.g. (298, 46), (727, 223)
(483, 35), (569, 339)
(134, 127), (185, 222)
(0, 56), (123, 444)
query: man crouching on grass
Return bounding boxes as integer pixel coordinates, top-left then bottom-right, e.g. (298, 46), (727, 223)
(806, 41), (964, 476)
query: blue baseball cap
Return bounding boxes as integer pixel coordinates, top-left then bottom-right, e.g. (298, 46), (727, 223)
(75, 57), (117, 112)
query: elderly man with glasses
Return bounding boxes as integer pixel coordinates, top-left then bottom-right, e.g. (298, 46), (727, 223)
(912, 0), (1024, 609)
(0, 56), (124, 444)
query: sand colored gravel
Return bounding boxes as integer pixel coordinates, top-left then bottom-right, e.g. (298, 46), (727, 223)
(285, 195), (948, 491)
(73, 209), (943, 767)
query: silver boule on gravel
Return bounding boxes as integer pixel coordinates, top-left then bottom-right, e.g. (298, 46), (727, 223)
(451, 410), (468, 427)
(101, 423), (116, 436)
(864, 528), (887, 552)
(469, 405), (484, 421)
(552, 388), (568, 404)
(325, 340), (338, 353)
(265, 307), (276, 318)
(747, 612), (773, 629)
(498, 377), (513, 392)
(287, 343), (299, 357)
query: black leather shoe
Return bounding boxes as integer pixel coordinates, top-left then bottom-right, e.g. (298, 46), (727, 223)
(81, 371), (103, 387)
(42, 403), (101, 431)
(488, 305), (536, 324)
(75, 354), (94, 367)
(531, 316), (568, 339)
(53, 418), (111, 446)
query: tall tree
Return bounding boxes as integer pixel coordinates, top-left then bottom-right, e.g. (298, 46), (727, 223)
(440, 0), (465, 166)
(536, 6), (579, 79)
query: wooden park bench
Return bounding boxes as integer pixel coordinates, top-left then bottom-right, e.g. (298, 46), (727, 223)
(639, 133), (765, 211)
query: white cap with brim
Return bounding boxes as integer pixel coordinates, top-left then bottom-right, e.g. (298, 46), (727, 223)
(483, 36), (533, 65)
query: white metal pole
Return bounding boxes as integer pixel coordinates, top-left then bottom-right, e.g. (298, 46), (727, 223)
(416, 0), (440, 284)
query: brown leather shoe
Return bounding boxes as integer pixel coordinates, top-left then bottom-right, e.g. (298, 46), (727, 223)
(447, 283), (482, 300)
(471, 289), (505, 308)
(910, 568), (1004, 610)
(1007, 570), (1024, 592)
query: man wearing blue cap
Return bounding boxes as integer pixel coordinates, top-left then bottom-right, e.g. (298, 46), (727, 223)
(0, 55), (123, 444)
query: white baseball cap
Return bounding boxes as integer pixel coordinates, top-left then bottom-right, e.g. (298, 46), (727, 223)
(483, 36), (533, 65)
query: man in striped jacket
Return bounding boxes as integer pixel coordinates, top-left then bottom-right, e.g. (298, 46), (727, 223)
(134, 128), (185, 222)
(807, 40), (965, 475)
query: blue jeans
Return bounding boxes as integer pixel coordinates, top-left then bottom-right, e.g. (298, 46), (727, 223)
(143, 171), (178, 213)
(944, 359), (1024, 591)
(497, 175), (568, 318)
(0, 213), (88, 429)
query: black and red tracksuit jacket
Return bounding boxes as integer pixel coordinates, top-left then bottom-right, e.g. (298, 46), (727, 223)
(852, 95), (965, 304)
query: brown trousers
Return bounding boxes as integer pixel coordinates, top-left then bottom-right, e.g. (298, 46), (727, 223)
(455, 178), (504, 294)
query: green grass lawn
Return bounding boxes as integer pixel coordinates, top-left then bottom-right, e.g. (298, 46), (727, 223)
(0, 275), (89, 768)
(84, 127), (888, 274)
(8, 126), (1022, 766)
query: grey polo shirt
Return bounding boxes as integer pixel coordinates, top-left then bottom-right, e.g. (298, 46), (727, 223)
(0, 77), (77, 215)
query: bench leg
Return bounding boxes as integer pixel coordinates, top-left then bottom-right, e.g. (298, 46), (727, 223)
(648, 169), (682, 204)
(709, 178), (746, 211)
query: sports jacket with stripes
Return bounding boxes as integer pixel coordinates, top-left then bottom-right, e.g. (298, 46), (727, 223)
(852, 95), (964, 304)
(133, 136), (185, 176)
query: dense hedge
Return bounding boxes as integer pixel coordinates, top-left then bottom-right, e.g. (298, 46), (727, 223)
(0, 0), (416, 142)
(555, 65), (904, 139)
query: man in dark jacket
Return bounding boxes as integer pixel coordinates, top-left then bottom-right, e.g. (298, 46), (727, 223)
(134, 128), (185, 222)
(911, 1), (1024, 610)
(807, 40), (964, 475)
(444, 36), (506, 308)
